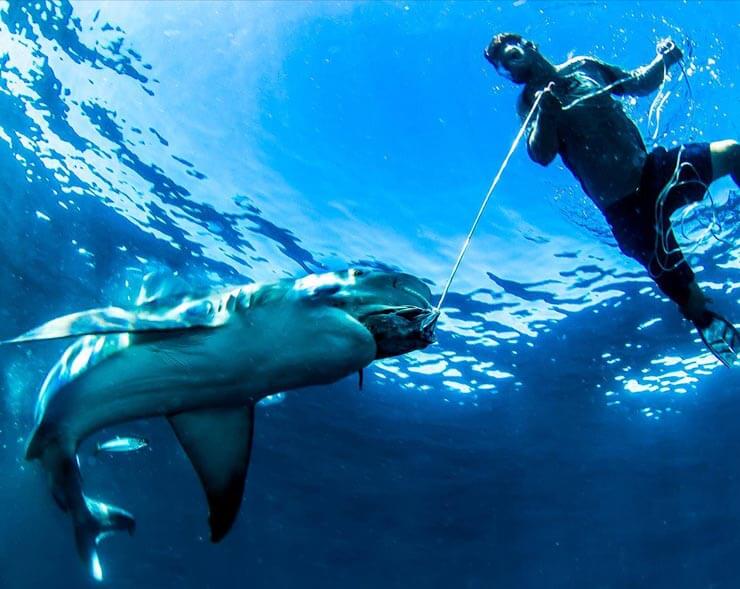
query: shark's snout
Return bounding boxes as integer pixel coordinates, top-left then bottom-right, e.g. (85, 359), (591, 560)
(306, 269), (437, 359)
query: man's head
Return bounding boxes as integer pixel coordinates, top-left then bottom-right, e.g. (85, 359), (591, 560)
(484, 33), (540, 84)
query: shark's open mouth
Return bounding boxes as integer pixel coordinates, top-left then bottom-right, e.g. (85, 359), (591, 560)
(360, 305), (439, 358)
(385, 306), (439, 342)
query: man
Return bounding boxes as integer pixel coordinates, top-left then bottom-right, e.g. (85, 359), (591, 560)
(485, 32), (740, 366)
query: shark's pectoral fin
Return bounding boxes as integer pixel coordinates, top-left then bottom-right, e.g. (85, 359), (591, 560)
(168, 405), (255, 542)
(3, 307), (137, 344)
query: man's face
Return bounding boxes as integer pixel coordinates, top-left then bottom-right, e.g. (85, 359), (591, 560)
(493, 39), (535, 84)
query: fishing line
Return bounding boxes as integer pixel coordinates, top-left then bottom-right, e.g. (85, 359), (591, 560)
(649, 36), (698, 141)
(434, 87), (550, 312)
(562, 60), (672, 113)
(648, 56), (695, 141)
(647, 60), (670, 140)
(678, 55), (694, 103)
(562, 42), (694, 123)
(650, 146), (730, 276)
(560, 74), (634, 111)
(436, 38), (701, 310)
(647, 89), (671, 141)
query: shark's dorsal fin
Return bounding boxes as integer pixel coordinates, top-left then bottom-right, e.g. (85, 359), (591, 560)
(168, 405), (255, 542)
(136, 270), (195, 308)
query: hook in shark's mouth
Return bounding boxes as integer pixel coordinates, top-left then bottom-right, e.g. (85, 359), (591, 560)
(361, 305), (439, 358)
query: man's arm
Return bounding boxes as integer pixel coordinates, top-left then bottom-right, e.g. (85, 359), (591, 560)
(518, 91), (559, 166)
(594, 39), (684, 97)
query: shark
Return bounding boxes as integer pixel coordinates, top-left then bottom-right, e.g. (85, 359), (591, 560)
(4, 268), (438, 581)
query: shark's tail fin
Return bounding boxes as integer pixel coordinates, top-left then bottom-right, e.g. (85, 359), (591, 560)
(75, 497), (136, 582)
(31, 440), (135, 582)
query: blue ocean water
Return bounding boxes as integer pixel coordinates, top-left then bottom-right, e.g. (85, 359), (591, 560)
(0, 0), (738, 587)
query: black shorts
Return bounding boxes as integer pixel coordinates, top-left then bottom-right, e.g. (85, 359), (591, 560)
(603, 143), (713, 308)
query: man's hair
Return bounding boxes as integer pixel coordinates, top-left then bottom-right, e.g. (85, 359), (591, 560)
(484, 33), (537, 68)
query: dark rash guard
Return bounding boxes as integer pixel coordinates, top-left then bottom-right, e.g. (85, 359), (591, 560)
(519, 56), (668, 210)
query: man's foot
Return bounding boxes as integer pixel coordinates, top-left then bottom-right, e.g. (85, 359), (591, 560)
(694, 311), (739, 367)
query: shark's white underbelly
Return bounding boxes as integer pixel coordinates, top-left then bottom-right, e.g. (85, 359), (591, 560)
(35, 305), (375, 447)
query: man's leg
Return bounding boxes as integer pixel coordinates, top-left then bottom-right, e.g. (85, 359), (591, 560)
(679, 278), (738, 367)
(682, 280), (710, 326)
(651, 234), (707, 326)
(639, 142), (738, 365)
(673, 140), (739, 324)
(710, 140), (740, 186)
(652, 191), (737, 364)
(676, 142), (740, 364)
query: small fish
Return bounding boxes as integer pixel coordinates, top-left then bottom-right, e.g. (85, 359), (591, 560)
(258, 392), (286, 407)
(95, 436), (149, 454)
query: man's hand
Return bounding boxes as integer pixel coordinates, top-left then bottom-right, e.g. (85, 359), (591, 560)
(656, 38), (683, 68)
(538, 82), (562, 114)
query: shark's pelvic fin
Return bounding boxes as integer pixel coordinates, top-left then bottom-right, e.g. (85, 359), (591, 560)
(168, 405), (255, 542)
